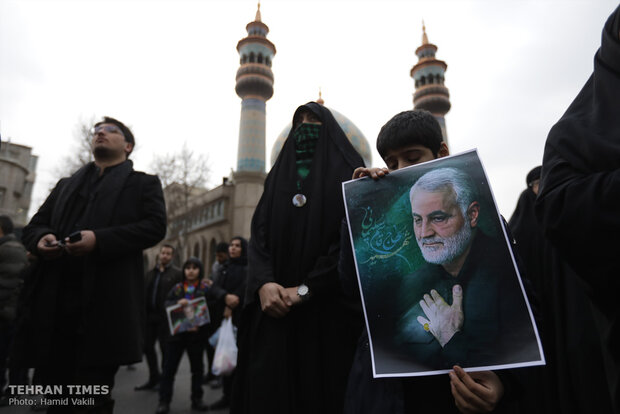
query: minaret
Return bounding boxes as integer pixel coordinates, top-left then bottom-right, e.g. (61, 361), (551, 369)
(230, 3), (276, 239)
(410, 22), (451, 143)
(235, 2), (276, 172)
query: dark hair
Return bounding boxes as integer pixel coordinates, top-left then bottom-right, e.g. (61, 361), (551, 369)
(182, 257), (204, 280)
(0, 215), (14, 235)
(161, 244), (175, 252)
(94, 116), (135, 155)
(230, 236), (248, 258)
(216, 242), (229, 253)
(376, 110), (443, 158)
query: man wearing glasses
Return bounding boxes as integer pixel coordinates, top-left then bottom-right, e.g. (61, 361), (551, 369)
(15, 117), (166, 413)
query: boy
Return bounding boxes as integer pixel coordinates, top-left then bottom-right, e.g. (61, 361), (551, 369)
(342, 110), (515, 413)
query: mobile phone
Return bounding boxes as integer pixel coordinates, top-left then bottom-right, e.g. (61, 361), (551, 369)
(67, 231), (82, 243)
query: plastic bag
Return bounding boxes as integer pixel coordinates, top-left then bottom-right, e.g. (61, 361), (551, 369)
(211, 318), (238, 376)
(208, 323), (238, 348)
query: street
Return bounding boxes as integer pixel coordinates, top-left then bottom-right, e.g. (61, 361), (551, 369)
(2, 356), (226, 414)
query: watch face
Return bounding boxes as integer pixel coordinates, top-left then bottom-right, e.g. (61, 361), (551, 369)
(298, 284), (309, 296)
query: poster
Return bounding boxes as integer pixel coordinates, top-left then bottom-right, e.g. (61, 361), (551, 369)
(166, 296), (210, 335)
(342, 150), (544, 377)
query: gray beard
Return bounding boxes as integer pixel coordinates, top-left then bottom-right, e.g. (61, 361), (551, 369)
(417, 223), (473, 266)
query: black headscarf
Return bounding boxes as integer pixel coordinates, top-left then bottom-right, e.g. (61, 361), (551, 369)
(525, 166), (541, 187)
(535, 6), (620, 411)
(246, 102), (364, 304)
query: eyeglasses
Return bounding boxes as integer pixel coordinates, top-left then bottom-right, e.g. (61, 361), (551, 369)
(93, 125), (123, 135)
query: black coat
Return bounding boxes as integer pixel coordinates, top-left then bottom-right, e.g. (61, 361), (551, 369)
(535, 5), (620, 412)
(145, 264), (183, 321)
(511, 190), (613, 413)
(17, 160), (166, 367)
(211, 256), (248, 329)
(0, 234), (29, 325)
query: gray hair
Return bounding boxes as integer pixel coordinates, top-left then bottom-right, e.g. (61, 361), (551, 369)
(409, 167), (477, 217)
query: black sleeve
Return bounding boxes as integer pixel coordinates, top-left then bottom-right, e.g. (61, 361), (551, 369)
(338, 218), (361, 301)
(246, 196), (276, 300)
(94, 174), (167, 259)
(537, 164), (620, 288)
(164, 283), (182, 308)
(21, 179), (66, 254)
(209, 283), (228, 304)
(303, 235), (342, 298)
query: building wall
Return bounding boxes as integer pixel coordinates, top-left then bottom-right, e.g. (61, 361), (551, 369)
(0, 142), (37, 226)
(231, 171), (265, 238)
(144, 172), (264, 272)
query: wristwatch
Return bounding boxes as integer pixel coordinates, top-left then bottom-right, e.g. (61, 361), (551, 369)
(297, 284), (311, 302)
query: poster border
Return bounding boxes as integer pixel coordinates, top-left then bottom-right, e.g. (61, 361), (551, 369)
(341, 148), (545, 378)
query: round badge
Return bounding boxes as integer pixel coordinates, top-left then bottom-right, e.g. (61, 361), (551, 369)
(292, 194), (307, 207)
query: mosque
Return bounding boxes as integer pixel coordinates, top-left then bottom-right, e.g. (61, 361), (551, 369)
(143, 5), (451, 269)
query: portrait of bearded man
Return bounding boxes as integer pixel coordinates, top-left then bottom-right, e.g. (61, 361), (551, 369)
(392, 167), (539, 372)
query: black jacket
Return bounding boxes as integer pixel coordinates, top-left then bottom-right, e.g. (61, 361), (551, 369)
(0, 234), (29, 325)
(145, 264), (183, 321)
(211, 255), (248, 328)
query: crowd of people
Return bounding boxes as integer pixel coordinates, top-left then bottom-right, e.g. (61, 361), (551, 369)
(1, 4), (619, 413)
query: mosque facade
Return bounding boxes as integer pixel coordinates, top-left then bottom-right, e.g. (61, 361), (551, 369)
(143, 6), (450, 270)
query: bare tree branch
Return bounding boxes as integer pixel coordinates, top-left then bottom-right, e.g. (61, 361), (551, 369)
(149, 143), (212, 256)
(52, 116), (96, 181)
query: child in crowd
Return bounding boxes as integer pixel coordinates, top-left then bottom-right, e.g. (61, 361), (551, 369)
(156, 257), (233, 414)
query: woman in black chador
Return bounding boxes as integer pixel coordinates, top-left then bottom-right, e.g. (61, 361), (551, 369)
(209, 236), (248, 410)
(535, 5), (620, 412)
(510, 167), (612, 414)
(231, 102), (365, 414)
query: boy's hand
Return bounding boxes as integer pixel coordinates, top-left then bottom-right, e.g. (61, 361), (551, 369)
(352, 167), (389, 180)
(449, 366), (504, 413)
(178, 298), (189, 306)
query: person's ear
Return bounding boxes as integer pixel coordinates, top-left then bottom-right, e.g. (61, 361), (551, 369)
(437, 142), (449, 158)
(467, 201), (480, 227)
